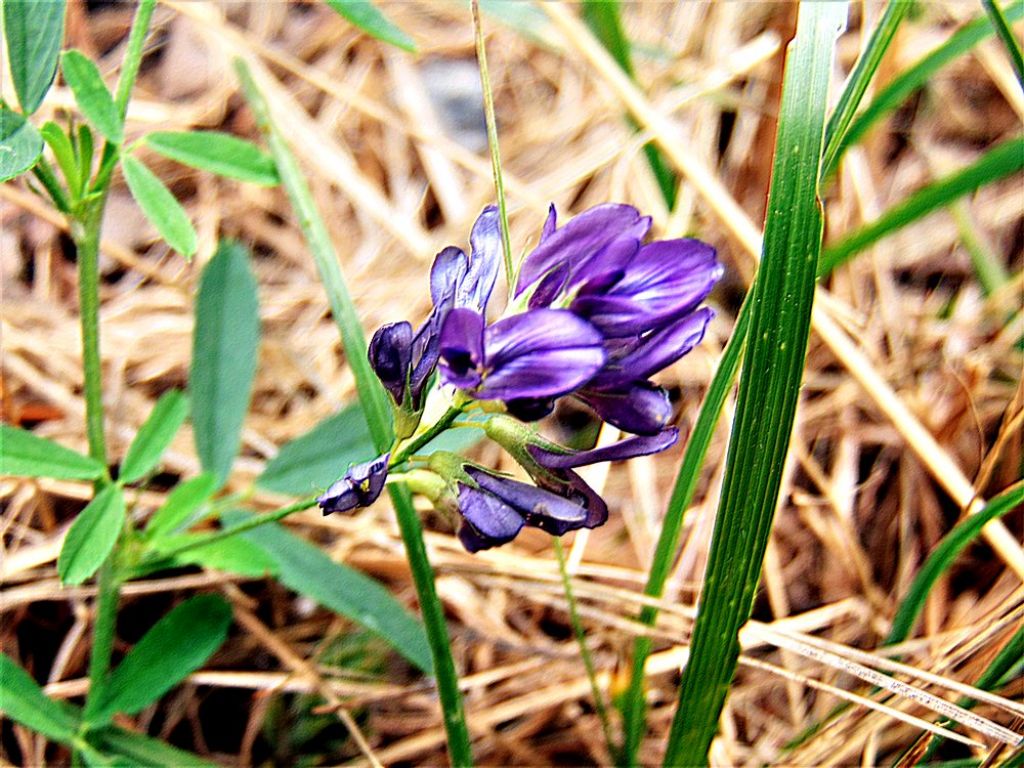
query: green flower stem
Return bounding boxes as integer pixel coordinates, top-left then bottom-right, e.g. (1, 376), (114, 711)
(71, 0), (155, 731)
(390, 405), (464, 467)
(81, 559), (122, 725)
(553, 538), (615, 758)
(236, 59), (473, 766)
(471, 0), (514, 286)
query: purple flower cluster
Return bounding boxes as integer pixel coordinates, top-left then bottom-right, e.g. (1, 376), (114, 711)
(319, 203), (722, 552)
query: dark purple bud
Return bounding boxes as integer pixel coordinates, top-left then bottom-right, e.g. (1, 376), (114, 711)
(578, 381), (673, 435)
(528, 427), (678, 469)
(515, 204), (651, 297)
(572, 239), (722, 337)
(317, 453), (390, 515)
(369, 322), (413, 405)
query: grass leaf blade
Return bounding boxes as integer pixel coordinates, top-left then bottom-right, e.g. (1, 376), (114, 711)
(2, 0), (66, 115)
(662, 5), (846, 763)
(190, 241), (261, 487)
(982, 0), (1024, 89)
(0, 653), (80, 744)
(820, 136), (1024, 275)
(1, 424), (106, 480)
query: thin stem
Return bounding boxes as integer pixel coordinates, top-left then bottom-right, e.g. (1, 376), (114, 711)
(390, 405), (464, 467)
(471, 0), (514, 287)
(553, 538), (615, 758)
(73, 207), (107, 465)
(81, 559), (122, 726)
(114, 0), (156, 118)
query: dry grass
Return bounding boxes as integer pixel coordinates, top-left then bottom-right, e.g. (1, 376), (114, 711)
(1, 2), (1022, 766)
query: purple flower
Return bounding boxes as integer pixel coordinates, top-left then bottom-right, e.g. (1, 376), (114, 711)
(527, 427), (678, 469)
(369, 206), (502, 411)
(317, 453), (390, 515)
(438, 307), (606, 401)
(456, 466), (603, 552)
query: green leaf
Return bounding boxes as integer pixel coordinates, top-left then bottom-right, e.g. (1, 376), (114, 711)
(821, 0), (911, 180)
(227, 511), (432, 673)
(257, 405), (373, 495)
(190, 240), (260, 487)
(144, 472), (219, 540)
(157, 533), (278, 577)
(91, 726), (217, 768)
(57, 485), (125, 585)
(119, 390), (189, 484)
(0, 106), (43, 182)
(820, 137), (1024, 275)
(121, 154), (198, 258)
(1, 424), (106, 480)
(92, 594), (232, 724)
(324, 0), (416, 52)
(887, 483), (1024, 644)
(982, 0), (1024, 90)
(663, 5), (846, 764)
(41, 120), (79, 192)
(60, 50), (123, 144)
(0, 653), (79, 744)
(143, 131), (278, 186)
(1, 0), (66, 114)
(838, 4), (1024, 161)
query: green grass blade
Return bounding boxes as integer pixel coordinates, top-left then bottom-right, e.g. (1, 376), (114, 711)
(887, 482), (1024, 645)
(662, 5), (845, 763)
(324, 0), (416, 53)
(581, 0), (677, 208)
(189, 241), (261, 487)
(92, 726), (217, 767)
(837, 4), (1024, 162)
(236, 60), (473, 766)
(982, 0), (1024, 89)
(619, 295), (750, 765)
(1, 0), (66, 115)
(1, 424), (105, 480)
(819, 136), (1024, 276)
(821, 0), (911, 180)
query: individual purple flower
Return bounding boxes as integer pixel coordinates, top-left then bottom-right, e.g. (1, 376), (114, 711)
(526, 427), (679, 469)
(456, 466), (601, 552)
(438, 307), (606, 401)
(317, 453), (390, 515)
(369, 206), (502, 412)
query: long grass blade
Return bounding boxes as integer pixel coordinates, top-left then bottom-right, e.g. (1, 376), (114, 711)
(235, 60), (473, 767)
(661, 5), (846, 763)
(619, 295), (751, 765)
(821, 0), (911, 180)
(819, 136), (1024, 276)
(982, 0), (1024, 89)
(835, 4), (1024, 164)
(887, 481), (1024, 645)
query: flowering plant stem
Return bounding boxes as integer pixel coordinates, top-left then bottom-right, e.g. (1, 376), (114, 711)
(65, 0), (155, 737)
(390, 405), (465, 467)
(553, 538), (615, 757)
(236, 60), (473, 767)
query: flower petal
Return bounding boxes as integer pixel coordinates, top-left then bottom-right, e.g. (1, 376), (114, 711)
(369, 322), (413, 404)
(528, 428), (678, 469)
(317, 453), (390, 515)
(459, 205), (502, 312)
(578, 381), (673, 435)
(430, 246), (468, 308)
(515, 204), (651, 296)
(478, 310), (606, 400)
(457, 482), (525, 541)
(438, 308), (486, 390)
(468, 468), (588, 535)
